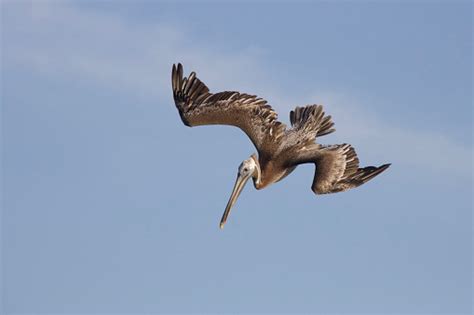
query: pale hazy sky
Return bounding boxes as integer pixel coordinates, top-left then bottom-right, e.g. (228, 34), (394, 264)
(2, 1), (472, 314)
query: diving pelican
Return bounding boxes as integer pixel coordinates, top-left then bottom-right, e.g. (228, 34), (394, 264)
(171, 63), (390, 229)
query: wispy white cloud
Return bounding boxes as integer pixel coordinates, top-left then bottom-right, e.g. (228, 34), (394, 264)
(3, 1), (472, 177)
(2, 1), (267, 100)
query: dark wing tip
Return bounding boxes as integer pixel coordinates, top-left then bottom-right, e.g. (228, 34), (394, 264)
(171, 62), (183, 73)
(171, 63), (212, 124)
(379, 163), (391, 171)
(358, 163), (391, 183)
(172, 62), (184, 93)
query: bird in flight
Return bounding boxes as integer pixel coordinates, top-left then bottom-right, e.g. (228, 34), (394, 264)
(171, 63), (390, 229)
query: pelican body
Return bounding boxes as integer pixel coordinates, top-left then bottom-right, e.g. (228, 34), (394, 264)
(171, 63), (390, 229)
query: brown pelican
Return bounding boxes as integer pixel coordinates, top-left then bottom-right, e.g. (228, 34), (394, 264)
(171, 63), (390, 229)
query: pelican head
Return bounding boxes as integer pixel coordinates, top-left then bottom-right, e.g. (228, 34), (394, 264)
(219, 155), (260, 229)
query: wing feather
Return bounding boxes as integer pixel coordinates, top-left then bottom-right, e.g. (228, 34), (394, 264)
(283, 105), (335, 150)
(288, 143), (390, 194)
(172, 63), (286, 155)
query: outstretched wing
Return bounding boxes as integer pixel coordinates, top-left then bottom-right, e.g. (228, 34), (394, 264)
(171, 63), (286, 155)
(289, 143), (390, 194)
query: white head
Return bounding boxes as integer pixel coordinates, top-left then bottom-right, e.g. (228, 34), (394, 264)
(238, 157), (257, 178)
(219, 155), (260, 229)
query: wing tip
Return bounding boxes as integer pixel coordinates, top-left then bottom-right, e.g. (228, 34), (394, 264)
(360, 163), (391, 183)
(379, 163), (391, 171)
(172, 62), (184, 92)
(171, 62), (183, 73)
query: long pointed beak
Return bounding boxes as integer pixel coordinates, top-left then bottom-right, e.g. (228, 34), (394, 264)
(219, 173), (251, 229)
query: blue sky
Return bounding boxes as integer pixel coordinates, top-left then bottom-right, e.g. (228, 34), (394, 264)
(1, 1), (472, 314)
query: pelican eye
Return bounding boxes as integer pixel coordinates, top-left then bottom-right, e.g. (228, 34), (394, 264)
(243, 168), (248, 172)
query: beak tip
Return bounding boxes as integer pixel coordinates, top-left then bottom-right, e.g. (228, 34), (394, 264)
(219, 222), (225, 229)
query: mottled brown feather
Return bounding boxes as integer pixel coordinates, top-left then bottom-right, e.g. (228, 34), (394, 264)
(288, 143), (390, 194)
(283, 104), (336, 150)
(172, 63), (286, 155)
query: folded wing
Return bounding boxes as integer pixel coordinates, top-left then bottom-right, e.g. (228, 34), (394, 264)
(290, 143), (390, 194)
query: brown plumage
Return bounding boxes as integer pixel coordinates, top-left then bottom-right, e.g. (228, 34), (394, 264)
(171, 63), (390, 228)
